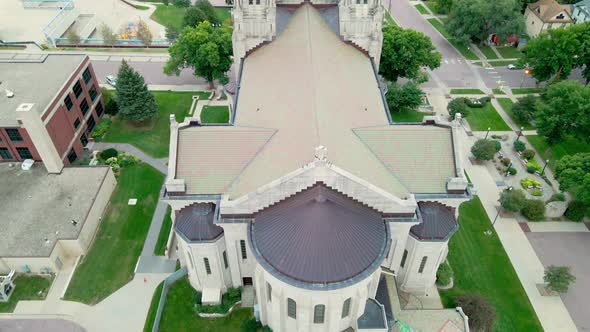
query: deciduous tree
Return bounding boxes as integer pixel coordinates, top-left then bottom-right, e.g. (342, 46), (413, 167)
(100, 24), (117, 46)
(556, 153), (590, 204)
(195, 0), (220, 25)
(447, 97), (470, 118)
(137, 20), (153, 45)
(386, 82), (424, 113)
(511, 95), (537, 124)
(471, 139), (497, 161)
(116, 60), (158, 122)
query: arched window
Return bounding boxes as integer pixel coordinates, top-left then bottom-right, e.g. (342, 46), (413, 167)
(341, 298), (351, 318)
(314, 304), (325, 324)
(287, 298), (296, 318)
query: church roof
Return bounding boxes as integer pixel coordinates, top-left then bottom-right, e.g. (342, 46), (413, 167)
(175, 203), (224, 242)
(410, 202), (458, 241)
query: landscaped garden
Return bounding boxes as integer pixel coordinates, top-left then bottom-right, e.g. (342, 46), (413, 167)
(0, 274), (53, 313)
(154, 207), (173, 256)
(390, 109), (426, 122)
(200, 105), (230, 124)
(526, 135), (590, 171)
(414, 4), (429, 14)
(440, 197), (543, 331)
(448, 97), (510, 131)
(64, 162), (165, 304)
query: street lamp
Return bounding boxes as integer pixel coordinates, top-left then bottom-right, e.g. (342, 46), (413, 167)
(541, 159), (550, 175)
(516, 126), (524, 141)
(485, 127), (491, 139)
(486, 187), (513, 235)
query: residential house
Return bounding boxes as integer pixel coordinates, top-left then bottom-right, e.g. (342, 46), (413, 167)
(525, 0), (573, 37)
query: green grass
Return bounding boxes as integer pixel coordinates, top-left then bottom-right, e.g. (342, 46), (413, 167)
(103, 91), (210, 158)
(151, 5), (231, 30)
(423, 1), (440, 14)
(415, 4), (429, 14)
(426, 19), (479, 60)
(200, 105), (230, 123)
(390, 110), (426, 122)
(384, 12), (397, 27)
(450, 88), (485, 95)
(154, 207), (172, 256)
(215, 8), (231, 23)
(496, 98), (534, 130)
(496, 46), (522, 59)
(64, 163), (165, 304)
(478, 45), (499, 59)
(0, 275), (53, 313)
(510, 88), (546, 95)
(134, 4), (150, 10)
(143, 281), (164, 332)
(428, 18), (451, 38)
(473, 60), (517, 67)
(157, 277), (252, 331)
(465, 103), (511, 131)
(440, 197), (543, 332)
(527, 135), (590, 171)
(492, 88), (505, 95)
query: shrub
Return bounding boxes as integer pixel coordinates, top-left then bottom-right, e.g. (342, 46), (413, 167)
(436, 261), (453, 286)
(521, 177), (541, 189)
(493, 140), (501, 152)
(173, 0), (190, 7)
(99, 148), (118, 160)
(500, 188), (527, 212)
(508, 167), (517, 175)
(549, 193), (566, 202)
(465, 98), (485, 108)
(521, 149), (536, 160)
(501, 157), (511, 166)
(531, 189), (543, 196)
(193, 287), (241, 314)
(526, 159), (542, 172)
(241, 318), (262, 332)
(565, 200), (587, 222)
(527, 166), (537, 174)
(105, 98), (118, 115)
(544, 265), (576, 293)
(163, 0), (169, 4)
(479, 96), (491, 104)
(512, 95), (538, 123)
(262, 327), (273, 332)
(514, 140), (526, 152)
(471, 139), (497, 161)
(386, 82), (424, 113)
(455, 294), (496, 332)
(522, 199), (546, 221)
(91, 118), (112, 139)
(118, 154), (139, 168)
(448, 98), (470, 118)
(491, 134), (502, 139)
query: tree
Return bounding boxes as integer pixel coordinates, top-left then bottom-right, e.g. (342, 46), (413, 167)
(556, 153), (590, 204)
(386, 82), (424, 113)
(511, 95), (537, 124)
(471, 139), (497, 161)
(500, 188), (527, 212)
(434, 0), (453, 14)
(379, 25), (441, 82)
(115, 60), (158, 122)
(100, 24), (117, 46)
(573, 23), (590, 84)
(195, 0), (220, 25)
(446, 0), (524, 45)
(165, 21), (233, 88)
(166, 25), (180, 41)
(447, 97), (470, 119)
(66, 29), (81, 45)
(535, 81), (590, 144)
(182, 7), (208, 28)
(565, 200), (588, 222)
(544, 266), (576, 293)
(137, 20), (153, 45)
(163, 0), (169, 4)
(173, 0), (190, 7)
(521, 199), (545, 221)
(456, 294), (496, 332)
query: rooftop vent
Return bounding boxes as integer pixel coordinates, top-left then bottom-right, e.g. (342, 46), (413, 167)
(5, 89), (14, 98)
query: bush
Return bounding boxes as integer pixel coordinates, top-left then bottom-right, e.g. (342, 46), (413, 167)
(241, 318), (262, 332)
(508, 167), (517, 175)
(386, 81), (424, 114)
(479, 96), (491, 104)
(173, 0), (190, 7)
(455, 294), (496, 332)
(465, 98), (485, 108)
(512, 95), (538, 123)
(193, 287), (241, 314)
(118, 153), (139, 168)
(521, 149), (536, 160)
(531, 189), (543, 196)
(471, 139), (497, 161)
(565, 200), (587, 222)
(514, 140), (526, 152)
(526, 159), (542, 172)
(448, 98), (470, 118)
(501, 157), (511, 166)
(549, 193), (566, 202)
(99, 148), (118, 160)
(105, 98), (118, 115)
(500, 188), (527, 212)
(493, 140), (501, 152)
(436, 261), (453, 286)
(544, 265), (576, 293)
(521, 177), (541, 189)
(90, 118), (112, 139)
(522, 199), (546, 221)
(527, 166), (537, 174)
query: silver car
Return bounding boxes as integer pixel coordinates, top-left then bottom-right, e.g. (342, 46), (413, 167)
(106, 75), (117, 87)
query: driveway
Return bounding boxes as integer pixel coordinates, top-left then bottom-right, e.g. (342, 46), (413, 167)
(0, 319), (86, 332)
(527, 232), (590, 332)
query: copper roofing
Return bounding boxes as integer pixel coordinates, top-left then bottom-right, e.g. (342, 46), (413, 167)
(175, 203), (223, 242)
(410, 202), (458, 241)
(252, 184), (387, 284)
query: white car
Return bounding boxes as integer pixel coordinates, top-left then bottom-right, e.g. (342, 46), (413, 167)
(507, 64), (517, 70)
(106, 75), (117, 86)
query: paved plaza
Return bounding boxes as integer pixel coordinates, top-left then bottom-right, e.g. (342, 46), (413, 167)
(0, 319), (86, 332)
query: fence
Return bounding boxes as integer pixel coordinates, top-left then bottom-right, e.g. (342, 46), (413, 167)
(40, 0), (75, 46)
(151, 266), (188, 332)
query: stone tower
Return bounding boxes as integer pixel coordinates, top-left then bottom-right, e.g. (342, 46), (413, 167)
(338, 0), (384, 67)
(232, 0), (277, 70)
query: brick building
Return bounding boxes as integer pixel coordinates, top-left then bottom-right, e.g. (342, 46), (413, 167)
(0, 54), (104, 173)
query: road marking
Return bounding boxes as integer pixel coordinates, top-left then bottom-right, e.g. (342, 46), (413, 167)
(444, 60), (449, 64)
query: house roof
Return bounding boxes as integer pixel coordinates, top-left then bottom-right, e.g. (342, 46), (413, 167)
(251, 184), (388, 284)
(175, 203), (224, 242)
(574, 0), (590, 16)
(528, 0), (573, 23)
(410, 202), (458, 241)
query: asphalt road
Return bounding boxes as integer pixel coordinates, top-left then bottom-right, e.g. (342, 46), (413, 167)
(91, 59), (207, 86)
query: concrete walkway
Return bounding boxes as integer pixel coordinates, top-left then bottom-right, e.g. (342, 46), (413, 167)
(527, 222), (589, 233)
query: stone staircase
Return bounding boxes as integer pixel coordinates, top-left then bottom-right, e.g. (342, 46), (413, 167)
(241, 285), (255, 307)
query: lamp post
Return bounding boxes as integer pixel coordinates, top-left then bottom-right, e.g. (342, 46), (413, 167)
(486, 187), (512, 235)
(541, 159), (550, 175)
(485, 127), (491, 139)
(505, 161), (513, 177)
(516, 126), (524, 141)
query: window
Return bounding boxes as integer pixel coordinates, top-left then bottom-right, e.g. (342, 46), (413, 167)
(0, 148), (12, 160)
(67, 149), (77, 163)
(266, 283), (272, 302)
(89, 86), (98, 101)
(314, 305), (325, 324)
(222, 251), (229, 269)
(287, 298), (296, 319)
(6, 129), (22, 142)
(95, 102), (104, 117)
(73, 81), (83, 99)
(16, 147), (32, 159)
(204, 258), (211, 274)
(341, 298), (351, 318)
(240, 240), (247, 259)
(80, 133), (88, 146)
(74, 118), (81, 129)
(556, 13), (565, 19)
(80, 99), (90, 115)
(83, 67), (92, 84)
(64, 95), (74, 111)
(400, 250), (408, 268)
(418, 256), (427, 273)
(86, 116), (96, 134)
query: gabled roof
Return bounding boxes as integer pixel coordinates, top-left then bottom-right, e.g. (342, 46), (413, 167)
(528, 0), (573, 23)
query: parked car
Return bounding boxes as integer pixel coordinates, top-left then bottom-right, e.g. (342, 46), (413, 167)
(507, 64), (517, 70)
(106, 75), (117, 86)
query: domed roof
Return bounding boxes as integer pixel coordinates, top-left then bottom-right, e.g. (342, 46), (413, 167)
(175, 203), (223, 242)
(252, 184), (387, 284)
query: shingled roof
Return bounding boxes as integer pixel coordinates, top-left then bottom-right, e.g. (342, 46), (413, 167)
(528, 0), (572, 22)
(410, 202), (458, 241)
(175, 203), (224, 242)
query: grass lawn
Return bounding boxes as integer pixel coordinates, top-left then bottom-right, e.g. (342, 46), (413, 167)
(216, 8), (231, 23)
(64, 163), (165, 304)
(384, 12), (397, 26)
(496, 46), (522, 59)
(510, 88), (545, 95)
(492, 88), (505, 95)
(440, 197), (543, 331)
(450, 88), (485, 95)
(497, 98), (534, 130)
(527, 135), (590, 170)
(201, 105), (230, 123)
(415, 4), (429, 14)
(157, 277), (252, 331)
(151, 5), (231, 30)
(0, 275), (53, 313)
(427, 18), (451, 38)
(390, 110), (425, 122)
(143, 281), (164, 332)
(103, 91), (210, 158)
(478, 45), (499, 59)
(423, 1), (440, 14)
(465, 103), (511, 131)
(154, 207), (172, 256)
(426, 19), (479, 60)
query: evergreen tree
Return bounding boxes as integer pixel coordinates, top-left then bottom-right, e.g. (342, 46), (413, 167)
(115, 60), (158, 122)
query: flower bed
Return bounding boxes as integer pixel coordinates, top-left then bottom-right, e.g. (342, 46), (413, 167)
(521, 177), (541, 189)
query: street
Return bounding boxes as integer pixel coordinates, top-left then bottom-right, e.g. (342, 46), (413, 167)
(91, 59), (206, 86)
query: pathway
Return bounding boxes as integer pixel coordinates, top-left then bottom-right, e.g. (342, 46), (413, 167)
(89, 142), (167, 174)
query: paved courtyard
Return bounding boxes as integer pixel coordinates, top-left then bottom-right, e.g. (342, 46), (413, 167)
(0, 319), (86, 332)
(527, 232), (590, 332)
